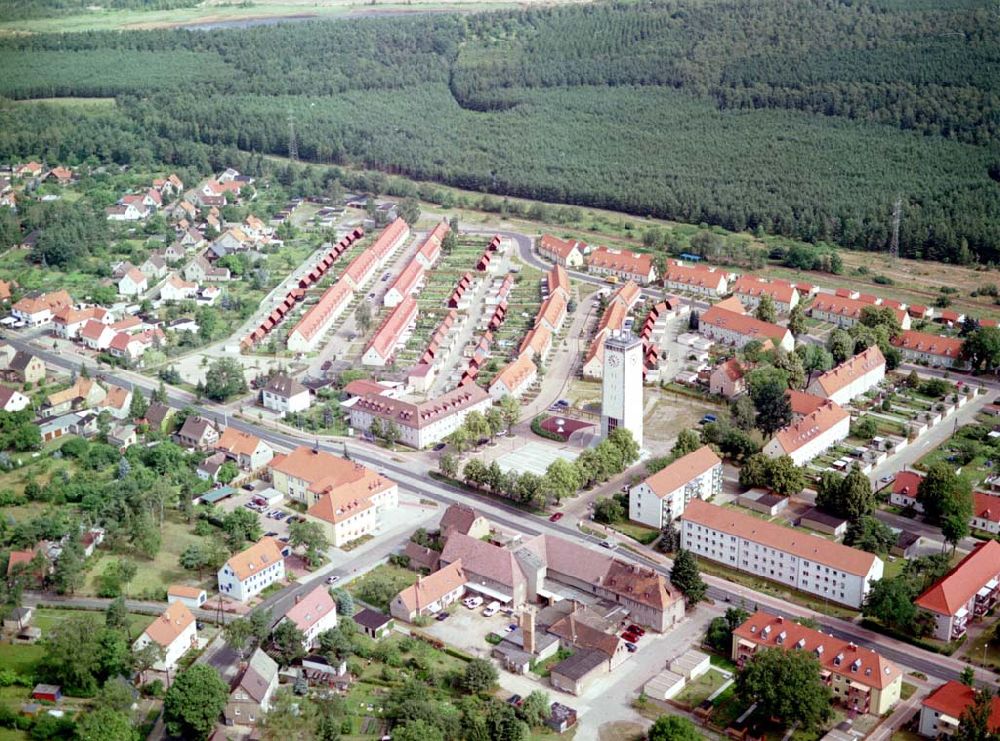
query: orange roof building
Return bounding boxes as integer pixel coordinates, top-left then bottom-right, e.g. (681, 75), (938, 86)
(699, 302), (794, 353)
(362, 296), (418, 367)
(733, 611), (901, 715)
(663, 261), (728, 296)
(629, 445), (722, 528)
(730, 275), (799, 313)
(133, 600), (197, 671)
(538, 234), (585, 268)
(920, 681), (1000, 737)
(585, 246), (655, 284)
(415, 220), (448, 269)
(215, 428), (273, 471)
(12, 290), (72, 326)
(489, 354), (537, 400)
(681, 499), (882, 608)
(287, 280), (354, 353)
(763, 399), (850, 466)
(547, 264), (571, 299)
(811, 294), (911, 330)
(806, 345), (886, 405)
(218, 537), (286, 602)
(390, 560), (468, 621)
(383, 260), (424, 308)
(892, 330), (965, 369)
(915, 540), (1000, 641)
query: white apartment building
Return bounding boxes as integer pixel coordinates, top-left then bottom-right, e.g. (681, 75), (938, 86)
(681, 499), (883, 608)
(915, 540), (1000, 641)
(217, 538), (286, 602)
(629, 445), (722, 528)
(132, 601), (198, 671)
(806, 345), (885, 406)
(762, 400), (850, 466)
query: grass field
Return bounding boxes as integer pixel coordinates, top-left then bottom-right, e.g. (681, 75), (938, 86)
(346, 562), (417, 611)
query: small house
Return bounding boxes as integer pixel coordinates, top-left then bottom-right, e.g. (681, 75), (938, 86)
(352, 608), (392, 640)
(31, 685), (61, 704)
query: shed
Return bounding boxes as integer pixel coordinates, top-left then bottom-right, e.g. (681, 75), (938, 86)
(32, 685), (62, 703)
(737, 489), (788, 517)
(891, 530), (920, 558)
(198, 486), (236, 505)
(643, 669), (686, 701)
(3, 606), (33, 632)
(798, 507), (848, 538)
(352, 608), (392, 640)
(545, 703), (578, 734)
(668, 649), (711, 681)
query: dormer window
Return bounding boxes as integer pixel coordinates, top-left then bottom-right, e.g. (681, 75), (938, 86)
(834, 653), (843, 666)
(776, 630), (787, 644)
(851, 659), (862, 672)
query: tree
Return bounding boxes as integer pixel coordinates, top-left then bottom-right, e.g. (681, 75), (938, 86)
(438, 452), (458, 479)
(289, 520), (330, 567)
(105, 595), (129, 634)
(382, 420), (401, 448)
(918, 462), (972, 525)
(331, 587), (355, 618)
(222, 507), (262, 550)
(787, 304), (808, 337)
(217, 460), (239, 485)
(828, 329), (855, 364)
(463, 411), (491, 445)
(729, 395), (757, 432)
(863, 576), (918, 633)
(963, 327), (1000, 372)
(51, 537), (85, 595)
(163, 665), (229, 740)
(202, 358), (248, 402)
(224, 617), (256, 660)
(956, 688), (997, 741)
(393, 720), (444, 741)
(767, 455), (806, 496)
(128, 390), (148, 421)
(38, 616), (104, 696)
(671, 429), (702, 458)
(859, 305), (902, 338)
(607, 428), (640, 466)
(518, 691), (551, 728)
(669, 548), (706, 606)
(485, 407), (505, 442)
(355, 300), (373, 333)
(498, 395), (520, 434)
(132, 641), (164, 685)
(816, 466), (875, 521)
(961, 666), (976, 687)
(179, 543), (208, 576)
(76, 708), (140, 741)
(851, 415), (878, 440)
(647, 715), (702, 741)
(271, 620), (307, 667)
(461, 658), (499, 694)
(541, 458), (581, 503)
(754, 294), (777, 324)
(355, 573), (400, 611)
(845, 516), (896, 555)
(751, 379), (792, 435)
(593, 496), (625, 524)
(736, 647), (832, 731)
(260, 689), (320, 741)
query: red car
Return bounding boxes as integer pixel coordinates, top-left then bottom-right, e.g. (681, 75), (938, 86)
(627, 624), (646, 637)
(549, 512), (564, 522)
(622, 631), (639, 643)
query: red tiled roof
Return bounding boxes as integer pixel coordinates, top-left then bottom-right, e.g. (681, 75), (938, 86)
(289, 280), (353, 343)
(664, 261), (725, 289)
(490, 355), (537, 394)
(642, 445), (720, 498)
(771, 400), (849, 454)
(364, 296), (417, 361)
(700, 305), (790, 345)
(225, 538), (284, 582)
(587, 246), (653, 277)
(973, 492), (1000, 524)
(734, 611), (900, 690)
(683, 499), (877, 576)
(353, 385), (489, 431)
(916, 540), (1000, 616)
(142, 601), (195, 648)
(547, 265), (571, 297)
(731, 275), (797, 304)
(923, 681), (1000, 727)
(892, 330), (963, 360)
(715, 358), (744, 382)
(811, 345), (885, 397)
(395, 560), (466, 614)
(387, 261), (424, 300)
(812, 294), (907, 324)
(892, 471), (923, 499)
(216, 428), (264, 457)
(786, 390), (826, 416)
(283, 584), (336, 632)
(538, 234), (584, 260)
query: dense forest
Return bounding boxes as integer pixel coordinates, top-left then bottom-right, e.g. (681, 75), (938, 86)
(1, 0), (198, 22)
(0, 0), (997, 262)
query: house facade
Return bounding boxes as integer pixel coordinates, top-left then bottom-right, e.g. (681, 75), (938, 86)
(914, 540), (1000, 641)
(537, 235), (585, 268)
(132, 601), (197, 671)
(762, 400), (850, 466)
(629, 445), (723, 528)
(261, 374), (311, 416)
(217, 537), (286, 602)
(806, 345), (886, 406)
(280, 585), (338, 649)
(681, 499), (883, 608)
(225, 649), (279, 726)
(390, 560), (468, 622)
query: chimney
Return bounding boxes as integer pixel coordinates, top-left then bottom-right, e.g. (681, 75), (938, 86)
(522, 609), (536, 655)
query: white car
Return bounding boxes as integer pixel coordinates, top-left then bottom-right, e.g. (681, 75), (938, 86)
(482, 601), (501, 617)
(463, 596), (483, 609)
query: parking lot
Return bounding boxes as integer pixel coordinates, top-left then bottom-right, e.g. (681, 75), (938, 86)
(423, 598), (519, 656)
(213, 483), (298, 543)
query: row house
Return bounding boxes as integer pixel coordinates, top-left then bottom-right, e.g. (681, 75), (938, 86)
(538, 234), (585, 268)
(287, 280), (354, 353)
(489, 354), (537, 400)
(362, 296), (418, 367)
(664, 261), (728, 297)
(585, 247), (656, 284)
(698, 297), (794, 352)
(581, 281), (641, 379)
(810, 294), (912, 330)
(730, 275), (799, 314)
(891, 330), (965, 369)
(806, 345), (886, 406)
(12, 290), (72, 326)
(681, 499), (883, 608)
(762, 399), (850, 466)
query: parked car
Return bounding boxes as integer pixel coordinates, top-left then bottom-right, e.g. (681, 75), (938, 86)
(435, 612), (450, 621)
(505, 624), (517, 633)
(625, 642), (638, 653)
(549, 512), (563, 522)
(699, 413), (718, 424)
(463, 596), (484, 609)
(483, 600), (502, 617)
(627, 624), (646, 637)
(326, 575), (340, 585)
(433, 443), (446, 452)
(506, 695), (523, 707)
(600, 540), (617, 550)
(242, 483), (255, 492)
(264, 531), (278, 537)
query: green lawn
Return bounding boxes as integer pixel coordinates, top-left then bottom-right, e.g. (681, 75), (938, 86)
(901, 682), (917, 701)
(0, 643), (45, 676)
(674, 668), (729, 707)
(611, 520), (660, 545)
(347, 563), (417, 612)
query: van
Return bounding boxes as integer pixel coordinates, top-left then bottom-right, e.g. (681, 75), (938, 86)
(483, 601), (501, 617)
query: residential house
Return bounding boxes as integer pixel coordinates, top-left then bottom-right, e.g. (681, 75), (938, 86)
(0, 279), (15, 303)
(536, 291), (568, 333)
(108, 329), (164, 363)
(762, 400), (850, 466)
(891, 330), (965, 369)
(538, 235), (585, 268)
(0, 386), (30, 412)
(160, 275), (198, 302)
(140, 255), (168, 280)
(390, 560), (468, 622)
(144, 402), (173, 432)
(585, 246), (656, 284)
(42, 378), (106, 417)
(629, 445), (723, 528)
(547, 264), (571, 301)
(806, 346), (886, 406)
(889, 471), (924, 511)
(581, 282), (643, 379)
(11, 290), (72, 326)
(4, 351), (45, 385)
(97, 384), (132, 420)
(971, 492), (1000, 536)
(730, 275), (800, 314)
(439, 503), (491, 540)
(915, 540), (1000, 641)
(52, 306), (111, 340)
(216, 428), (274, 471)
(681, 499), (883, 608)
(352, 608), (393, 640)
(709, 358), (745, 398)
(224, 648), (279, 726)
(305, 468), (399, 548)
(414, 220), (448, 269)
(80, 320), (117, 351)
(217, 537), (286, 602)
(280, 585), (338, 649)
(183, 256), (230, 283)
(175, 415), (219, 449)
(489, 355), (537, 400)
(548, 607), (630, 695)
(698, 298), (794, 352)
(383, 261), (424, 308)
(197, 452), (227, 482)
(362, 296), (418, 367)
(663, 261), (728, 297)
(167, 585), (208, 611)
(519, 324), (554, 364)
(919, 681), (1000, 738)
(261, 374), (311, 416)
(810, 294), (911, 330)
(118, 268), (148, 297)
(106, 202), (146, 222)
(132, 601), (197, 672)
(286, 280), (354, 353)
(349, 384), (492, 449)
(403, 542), (441, 573)
(733, 612), (901, 715)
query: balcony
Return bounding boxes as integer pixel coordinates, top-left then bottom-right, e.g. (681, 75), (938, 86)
(846, 682), (871, 714)
(952, 608), (969, 639)
(974, 580), (999, 616)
